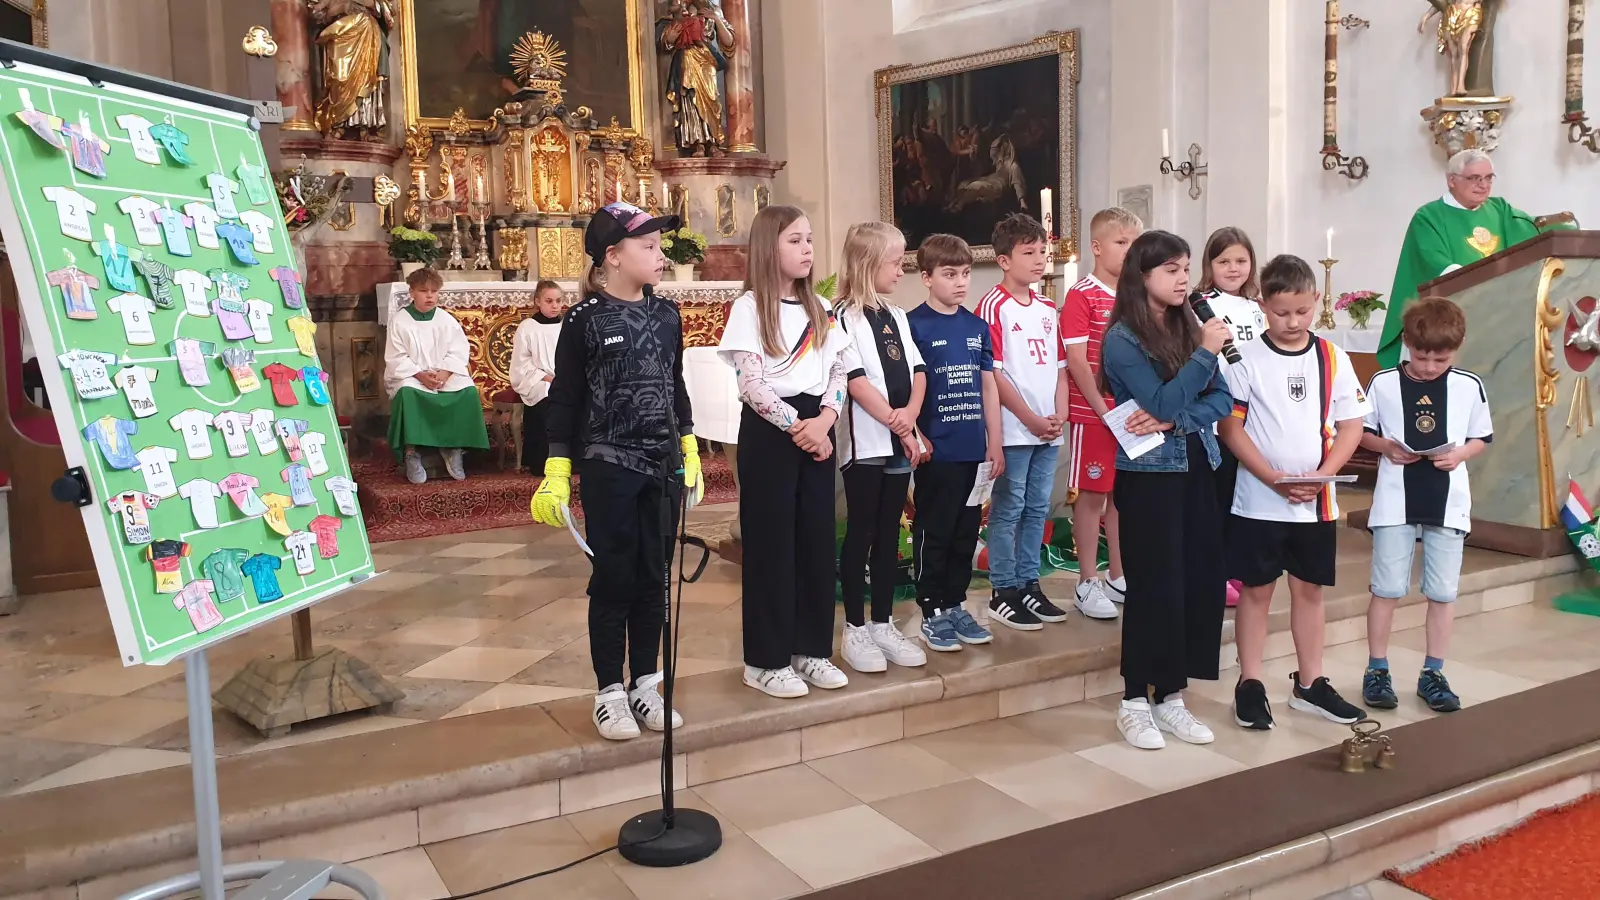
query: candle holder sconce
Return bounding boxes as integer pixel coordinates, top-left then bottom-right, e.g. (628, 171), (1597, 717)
(1568, 116), (1600, 154)
(1159, 143), (1208, 200)
(1340, 14), (1370, 29)
(1322, 148), (1370, 180)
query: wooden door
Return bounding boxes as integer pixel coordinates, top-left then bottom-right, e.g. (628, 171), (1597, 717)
(0, 253), (98, 593)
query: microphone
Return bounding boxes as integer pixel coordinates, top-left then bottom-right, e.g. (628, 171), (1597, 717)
(1188, 290), (1242, 365)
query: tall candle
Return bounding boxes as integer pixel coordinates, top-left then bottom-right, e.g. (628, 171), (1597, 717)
(639, 178), (648, 205)
(1162, 128), (1171, 159)
(474, 173), (485, 204)
(1040, 187), (1052, 227)
(1326, 227), (1335, 259)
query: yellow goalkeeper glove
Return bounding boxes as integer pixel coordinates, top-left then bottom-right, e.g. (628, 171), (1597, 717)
(530, 457), (572, 527)
(681, 435), (704, 509)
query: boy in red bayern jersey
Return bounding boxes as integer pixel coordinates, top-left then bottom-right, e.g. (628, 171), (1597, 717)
(1061, 207), (1143, 621)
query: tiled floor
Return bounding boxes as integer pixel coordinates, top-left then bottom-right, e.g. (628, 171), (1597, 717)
(305, 601), (1600, 900)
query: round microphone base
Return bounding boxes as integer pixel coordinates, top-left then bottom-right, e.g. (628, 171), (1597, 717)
(617, 808), (722, 868)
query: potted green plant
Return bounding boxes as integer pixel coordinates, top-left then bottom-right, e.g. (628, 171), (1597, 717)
(1335, 290), (1387, 329)
(389, 226), (441, 277)
(660, 225), (708, 281)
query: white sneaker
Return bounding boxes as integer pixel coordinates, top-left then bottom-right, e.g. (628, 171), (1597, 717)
(629, 674), (684, 732)
(841, 623), (887, 673)
(1075, 579), (1120, 620)
(1105, 576), (1126, 604)
(1153, 695), (1215, 744)
(869, 620), (927, 667)
(744, 665), (808, 699)
(1117, 698), (1165, 750)
(792, 655), (849, 690)
(442, 448), (466, 481)
(403, 450), (427, 485)
(594, 685), (641, 740)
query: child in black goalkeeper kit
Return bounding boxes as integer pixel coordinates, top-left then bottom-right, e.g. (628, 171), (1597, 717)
(530, 201), (705, 741)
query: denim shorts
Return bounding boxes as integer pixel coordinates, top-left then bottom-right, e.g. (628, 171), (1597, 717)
(1370, 524), (1466, 603)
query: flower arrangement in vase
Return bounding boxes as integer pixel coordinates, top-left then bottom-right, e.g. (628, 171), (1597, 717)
(1335, 290), (1386, 329)
(389, 226), (442, 275)
(660, 226), (708, 281)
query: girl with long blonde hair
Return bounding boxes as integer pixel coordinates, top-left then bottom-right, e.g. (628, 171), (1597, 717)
(717, 205), (853, 698)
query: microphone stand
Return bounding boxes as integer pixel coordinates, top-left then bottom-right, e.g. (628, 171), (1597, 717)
(618, 285), (720, 867)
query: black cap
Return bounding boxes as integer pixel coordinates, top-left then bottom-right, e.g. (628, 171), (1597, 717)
(584, 201), (681, 265)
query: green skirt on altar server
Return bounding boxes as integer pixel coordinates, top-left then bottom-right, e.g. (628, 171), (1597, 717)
(387, 386), (492, 460)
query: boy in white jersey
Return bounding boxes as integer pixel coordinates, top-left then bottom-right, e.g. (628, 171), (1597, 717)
(1220, 255), (1371, 731)
(977, 213), (1071, 630)
(1358, 297), (1491, 714)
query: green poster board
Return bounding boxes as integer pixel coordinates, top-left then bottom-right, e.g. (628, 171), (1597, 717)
(0, 56), (375, 666)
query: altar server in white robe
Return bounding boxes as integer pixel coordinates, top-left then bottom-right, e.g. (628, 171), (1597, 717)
(510, 279), (566, 471)
(384, 267), (490, 483)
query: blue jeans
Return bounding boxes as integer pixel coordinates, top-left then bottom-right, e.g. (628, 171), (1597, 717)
(1370, 524), (1466, 603)
(987, 443), (1059, 590)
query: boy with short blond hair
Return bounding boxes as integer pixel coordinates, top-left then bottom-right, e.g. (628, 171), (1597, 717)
(977, 213), (1071, 630)
(908, 234), (1003, 650)
(1221, 255), (1370, 730)
(385, 267), (490, 483)
(1061, 207), (1142, 620)
(1359, 296), (1491, 713)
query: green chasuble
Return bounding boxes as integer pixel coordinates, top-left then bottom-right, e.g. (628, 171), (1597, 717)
(1378, 196), (1543, 367)
(386, 304), (491, 458)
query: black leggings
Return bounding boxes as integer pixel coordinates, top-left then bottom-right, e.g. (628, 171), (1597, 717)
(521, 399), (550, 471)
(841, 464), (911, 627)
(580, 458), (678, 691)
(1114, 435), (1227, 701)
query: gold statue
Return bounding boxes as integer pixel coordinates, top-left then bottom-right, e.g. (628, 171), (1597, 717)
(510, 31), (567, 92)
(310, 0), (393, 138)
(533, 128), (568, 213)
(1420, 0), (1505, 97)
(657, 0), (735, 157)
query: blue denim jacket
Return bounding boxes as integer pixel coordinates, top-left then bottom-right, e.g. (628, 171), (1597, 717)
(1100, 321), (1232, 472)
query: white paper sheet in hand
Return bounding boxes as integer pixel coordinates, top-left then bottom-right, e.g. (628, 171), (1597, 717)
(561, 504), (593, 556)
(1274, 474), (1360, 484)
(966, 460), (996, 507)
(1396, 440), (1458, 459)
(1102, 399), (1167, 460)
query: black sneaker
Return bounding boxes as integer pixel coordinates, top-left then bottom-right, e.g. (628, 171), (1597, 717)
(1417, 668), (1462, 712)
(1289, 673), (1366, 724)
(987, 588), (1043, 631)
(1021, 580), (1069, 623)
(1362, 667), (1398, 709)
(1233, 678), (1275, 730)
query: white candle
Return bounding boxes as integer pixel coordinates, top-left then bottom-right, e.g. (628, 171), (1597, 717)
(444, 166), (454, 198)
(1326, 227), (1334, 259)
(1162, 128), (1171, 159)
(474, 173), (485, 204)
(1040, 187), (1052, 225)
(639, 178), (648, 204)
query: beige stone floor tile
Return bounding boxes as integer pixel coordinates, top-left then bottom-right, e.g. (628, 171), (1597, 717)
(12, 746), (188, 793)
(1007, 696), (1127, 751)
(806, 741), (968, 803)
(406, 646), (553, 682)
(319, 848), (449, 900)
(747, 804), (936, 889)
(22, 696), (190, 746)
(1076, 735), (1249, 792)
(429, 542), (523, 559)
(606, 832), (808, 900)
(908, 718), (1068, 776)
(385, 616), (506, 647)
(506, 639), (606, 689)
(871, 777), (1052, 852)
(688, 731), (799, 786)
(436, 589), (575, 620)
(1359, 880), (1433, 899)
(561, 756), (688, 815)
(239, 714), (421, 754)
(978, 750), (1153, 820)
(1177, 695), (1339, 767)
(39, 660), (180, 697)
(443, 683), (593, 718)
(0, 689), (105, 736)
(0, 734), (108, 793)
(671, 657), (739, 678)
(258, 810), (418, 865)
(385, 678), (497, 721)
(348, 572), (441, 593)
(694, 764), (861, 833)
(564, 788), (737, 851)
(800, 710), (904, 761)
(452, 557), (557, 577)
(1450, 634), (1600, 683)
(425, 818), (634, 900)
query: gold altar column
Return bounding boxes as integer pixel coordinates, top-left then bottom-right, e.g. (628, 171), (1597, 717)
(271, 0), (317, 132)
(721, 0), (758, 153)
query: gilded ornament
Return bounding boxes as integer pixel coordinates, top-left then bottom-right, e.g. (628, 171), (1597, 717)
(575, 105), (594, 122)
(532, 126), (570, 213)
(629, 136), (655, 172)
(448, 107), (472, 137)
(242, 25), (278, 58)
(373, 173), (402, 206)
(602, 116), (627, 145)
(309, 0), (393, 138)
(498, 227), (529, 273)
(404, 124), (432, 159)
(510, 31), (568, 91)
(537, 228), (564, 278)
(1534, 257), (1568, 528)
(562, 228), (585, 277)
(574, 132), (592, 153)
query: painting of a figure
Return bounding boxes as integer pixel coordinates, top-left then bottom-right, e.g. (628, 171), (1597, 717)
(877, 35), (1078, 260)
(407, 0), (635, 125)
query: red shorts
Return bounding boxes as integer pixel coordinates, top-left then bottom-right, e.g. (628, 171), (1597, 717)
(1068, 421), (1116, 493)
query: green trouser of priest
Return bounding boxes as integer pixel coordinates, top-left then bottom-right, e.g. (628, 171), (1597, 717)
(1379, 149), (1570, 368)
(384, 269), (491, 484)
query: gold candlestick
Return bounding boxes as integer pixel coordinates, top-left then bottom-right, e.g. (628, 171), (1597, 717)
(1318, 257), (1339, 330)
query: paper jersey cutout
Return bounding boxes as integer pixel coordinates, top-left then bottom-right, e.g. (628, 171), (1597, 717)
(132, 255), (176, 309)
(184, 202), (220, 249)
(134, 445), (179, 498)
(169, 408), (216, 459)
(245, 298), (274, 343)
(106, 491), (158, 544)
(117, 114), (161, 165)
(238, 210), (275, 255)
(153, 203), (193, 257)
(168, 338), (218, 386)
(201, 547), (250, 602)
(47, 265), (99, 320)
(300, 431), (329, 476)
(145, 539), (190, 594)
(62, 114), (110, 177)
(262, 362), (300, 406)
(206, 172), (240, 217)
(241, 553), (284, 604)
(281, 463), (314, 506)
(270, 266), (304, 310)
(173, 270), (213, 317)
(260, 492), (294, 536)
(209, 269), (248, 304)
(220, 347), (259, 394)
(309, 515), (343, 559)
(150, 121), (193, 166)
(15, 89), (65, 149)
(83, 416), (139, 468)
(174, 579), (222, 633)
(92, 228), (137, 291)
(179, 478), (222, 529)
(213, 297), (253, 341)
(287, 316), (317, 357)
(113, 365), (160, 418)
(237, 159), (271, 206)
(215, 220), (258, 266)
(43, 187), (96, 241)
(284, 530), (319, 575)
(275, 417), (309, 461)
(301, 367), (331, 405)
(58, 349), (119, 399)
(106, 293), (156, 344)
(212, 410), (254, 457)
(218, 472), (267, 517)
(117, 195), (163, 246)
(247, 408), (278, 454)
(324, 476), (360, 516)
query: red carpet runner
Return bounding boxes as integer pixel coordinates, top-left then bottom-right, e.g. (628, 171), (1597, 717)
(356, 449), (738, 543)
(1389, 791), (1600, 899)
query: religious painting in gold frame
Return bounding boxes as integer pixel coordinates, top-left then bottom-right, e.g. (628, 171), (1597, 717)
(398, 0), (646, 131)
(875, 31), (1079, 266)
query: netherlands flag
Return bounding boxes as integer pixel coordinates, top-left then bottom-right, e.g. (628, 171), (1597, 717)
(1560, 479), (1595, 532)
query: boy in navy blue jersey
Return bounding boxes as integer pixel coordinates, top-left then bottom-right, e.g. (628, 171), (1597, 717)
(907, 234), (1006, 651)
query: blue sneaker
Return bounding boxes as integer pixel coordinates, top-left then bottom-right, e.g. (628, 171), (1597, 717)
(944, 606), (993, 645)
(919, 612), (961, 652)
(1417, 668), (1461, 712)
(1362, 667), (1398, 709)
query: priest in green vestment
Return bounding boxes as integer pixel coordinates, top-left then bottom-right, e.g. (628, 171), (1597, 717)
(384, 268), (491, 484)
(1379, 149), (1563, 367)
